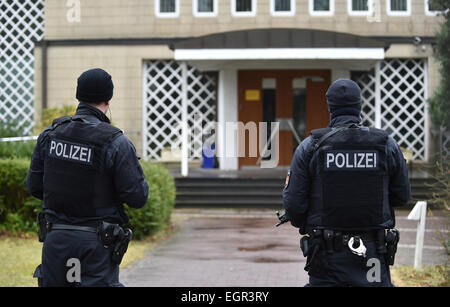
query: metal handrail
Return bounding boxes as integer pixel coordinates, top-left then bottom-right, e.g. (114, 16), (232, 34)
(257, 119), (302, 166)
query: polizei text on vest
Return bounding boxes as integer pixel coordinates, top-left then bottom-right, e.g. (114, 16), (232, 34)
(49, 139), (93, 164)
(325, 150), (379, 170)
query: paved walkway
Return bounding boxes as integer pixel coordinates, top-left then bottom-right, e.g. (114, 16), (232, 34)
(121, 209), (449, 287)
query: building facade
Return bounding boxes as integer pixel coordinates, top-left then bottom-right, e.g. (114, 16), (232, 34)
(1, 0), (445, 170)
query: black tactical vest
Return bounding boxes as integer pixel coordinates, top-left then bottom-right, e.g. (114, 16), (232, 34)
(308, 125), (390, 231)
(43, 116), (123, 218)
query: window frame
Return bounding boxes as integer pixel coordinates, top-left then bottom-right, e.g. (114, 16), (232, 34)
(231, 0), (257, 17)
(347, 0), (373, 17)
(155, 0), (180, 18)
(424, 0), (441, 16)
(193, 0), (218, 17)
(270, 0), (296, 17)
(309, 0), (334, 17)
(386, 0), (411, 16)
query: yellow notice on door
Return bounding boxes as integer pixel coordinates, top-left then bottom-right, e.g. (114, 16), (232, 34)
(245, 90), (260, 101)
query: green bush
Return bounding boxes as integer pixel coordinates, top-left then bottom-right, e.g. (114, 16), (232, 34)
(0, 159), (176, 239)
(0, 141), (36, 159)
(34, 105), (77, 134)
(0, 159), (42, 233)
(0, 119), (29, 138)
(0, 120), (36, 159)
(125, 162), (176, 240)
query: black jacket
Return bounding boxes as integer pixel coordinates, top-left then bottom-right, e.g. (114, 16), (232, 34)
(282, 114), (411, 230)
(26, 103), (149, 225)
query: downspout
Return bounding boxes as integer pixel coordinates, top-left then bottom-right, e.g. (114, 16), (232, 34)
(41, 40), (48, 110)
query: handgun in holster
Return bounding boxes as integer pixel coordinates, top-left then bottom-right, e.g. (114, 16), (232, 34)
(97, 221), (133, 265)
(385, 229), (400, 266)
(112, 228), (132, 265)
(304, 229), (324, 273)
(323, 230), (334, 254)
(37, 212), (50, 243)
(300, 235), (309, 257)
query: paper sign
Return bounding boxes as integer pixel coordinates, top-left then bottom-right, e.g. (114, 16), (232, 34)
(245, 90), (260, 101)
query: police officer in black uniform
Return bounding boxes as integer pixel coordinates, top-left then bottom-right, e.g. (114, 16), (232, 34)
(26, 68), (149, 287)
(282, 78), (410, 287)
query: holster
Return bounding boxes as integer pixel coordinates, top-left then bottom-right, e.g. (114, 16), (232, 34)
(300, 236), (310, 257)
(112, 228), (133, 265)
(37, 212), (50, 243)
(97, 221), (133, 265)
(304, 229), (328, 276)
(385, 229), (400, 266)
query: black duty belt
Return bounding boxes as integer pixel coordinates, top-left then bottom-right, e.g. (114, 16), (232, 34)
(341, 231), (377, 243)
(301, 228), (399, 267)
(41, 220), (133, 265)
(306, 229), (383, 257)
(50, 223), (98, 233)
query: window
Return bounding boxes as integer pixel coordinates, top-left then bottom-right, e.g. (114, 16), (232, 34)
(425, 0), (442, 16)
(232, 0), (256, 17)
(387, 0), (411, 16)
(194, 0), (218, 17)
(309, 0), (334, 16)
(271, 0), (295, 16)
(156, 0), (179, 17)
(348, 0), (372, 16)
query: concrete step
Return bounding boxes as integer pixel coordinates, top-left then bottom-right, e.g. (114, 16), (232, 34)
(175, 199), (284, 208)
(177, 193), (282, 203)
(174, 176), (438, 208)
(176, 186), (283, 194)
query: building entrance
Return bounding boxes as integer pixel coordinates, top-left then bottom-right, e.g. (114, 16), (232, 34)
(238, 70), (331, 168)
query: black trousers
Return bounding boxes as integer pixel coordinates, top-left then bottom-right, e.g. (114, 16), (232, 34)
(34, 229), (123, 287)
(305, 241), (394, 287)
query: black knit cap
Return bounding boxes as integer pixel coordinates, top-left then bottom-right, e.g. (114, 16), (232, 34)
(76, 68), (114, 103)
(326, 78), (362, 112)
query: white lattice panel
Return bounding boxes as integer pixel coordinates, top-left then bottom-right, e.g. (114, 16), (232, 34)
(380, 59), (427, 161)
(143, 60), (217, 160)
(353, 59), (427, 161)
(353, 69), (377, 127)
(186, 66), (217, 159)
(0, 0), (44, 135)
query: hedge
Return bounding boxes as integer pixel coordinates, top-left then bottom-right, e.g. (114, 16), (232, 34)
(125, 162), (176, 239)
(0, 159), (41, 233)
(33, 105), (77, 134)
(0, 159), (176, 239)
(0, 141), (36, 159)
(0, 119), (36, 160)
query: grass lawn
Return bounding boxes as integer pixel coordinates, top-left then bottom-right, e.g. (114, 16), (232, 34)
(0, 236), (41, 287)
(0, 225), (176, 287)
(391, 265), (450, 287)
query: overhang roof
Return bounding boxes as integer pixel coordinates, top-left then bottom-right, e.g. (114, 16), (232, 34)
(170, 28), (389, 50)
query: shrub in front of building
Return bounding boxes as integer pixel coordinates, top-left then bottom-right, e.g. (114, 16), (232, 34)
(0, 159), (176, 239)
(34, 105), (77, 134)
(428, 0), (449, 130)
(125, 161), (176, 240)
(0, 141), (36, 160)
(0, 159), (41, 233)
(0, 120), (36, 160)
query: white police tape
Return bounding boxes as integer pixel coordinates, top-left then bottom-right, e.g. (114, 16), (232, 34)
(0, 136), (38, 142)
